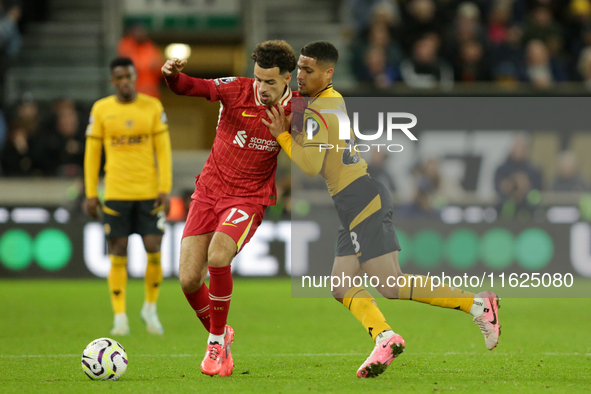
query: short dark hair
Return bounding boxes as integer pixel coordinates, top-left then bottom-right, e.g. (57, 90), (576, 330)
(251, 40), (297, 74)
(110, 57), (135, 72)
(300, 41), (339, 67)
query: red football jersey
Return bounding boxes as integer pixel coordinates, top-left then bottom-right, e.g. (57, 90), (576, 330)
(177, 76), (294, 206)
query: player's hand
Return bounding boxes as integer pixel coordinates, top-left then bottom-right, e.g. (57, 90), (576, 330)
(155, 193), (171, 216)
(262, 105), (291, 138)
(161, 58), (187, 77)
(85, 197), (102, 219)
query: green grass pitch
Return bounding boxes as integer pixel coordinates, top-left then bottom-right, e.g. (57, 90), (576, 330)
(0, 278), (590, 393)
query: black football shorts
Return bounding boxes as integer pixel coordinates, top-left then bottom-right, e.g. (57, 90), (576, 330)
(333, 175), (401, 263)
(102, 199), (165, 238)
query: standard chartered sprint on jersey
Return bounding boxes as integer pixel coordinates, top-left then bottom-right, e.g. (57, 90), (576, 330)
(249, 136), (279, 151)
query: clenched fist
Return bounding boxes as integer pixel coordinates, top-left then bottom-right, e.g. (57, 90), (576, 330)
(161, 58), (188, 77)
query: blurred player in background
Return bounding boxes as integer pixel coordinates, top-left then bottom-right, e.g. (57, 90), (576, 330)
(84, 57), (172, 336)
(161, 40), (296, 377)
(265, 41), (501, 378)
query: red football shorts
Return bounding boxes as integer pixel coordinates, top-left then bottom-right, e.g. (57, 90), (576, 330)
(182, 184), (266, 253)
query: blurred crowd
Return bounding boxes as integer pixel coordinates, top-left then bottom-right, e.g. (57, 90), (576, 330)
(0, 98), (89, 177)
(350, 0), (591, 89)
(362, 133), (590, 219)
(0, 20), (163, 177)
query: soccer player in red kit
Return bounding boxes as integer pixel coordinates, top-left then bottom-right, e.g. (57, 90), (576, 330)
(161, 40), (297, 376)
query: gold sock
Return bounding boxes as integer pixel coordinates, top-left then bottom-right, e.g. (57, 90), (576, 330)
(145, 252), (163, 304)
(398, 274), (474, 313)
(108, 255), (127, 314)
(343, 287), (392, 342)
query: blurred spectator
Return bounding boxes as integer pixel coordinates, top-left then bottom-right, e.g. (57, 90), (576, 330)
(399, 0), (442, 54)
(552, 151), (589, 191)
(492, 25), (528, 83)
(351, 0), (400, 35)
(494, 134), (543, 218)
(13, 98), (40, 135)
(488, 0), (513, 46)
(362, 46), (398, 88)
(350, 2), (402, 85)
(398, 158), (449, 217)
(525, 39), (567, 89)
(564, 0), (591, 65)
(367, 150), (395, 191)
(400, 34), (454, 89)
(117, 23), (164, 99)
(35, 99), (86, 177)
(522, 5), (563, 56)
(454, 39), (491, 81)
(0, 1), (21, 106)
(577, 46), (591, 87)
(442, 2), (488, 66)
(0, 120), (37, 176)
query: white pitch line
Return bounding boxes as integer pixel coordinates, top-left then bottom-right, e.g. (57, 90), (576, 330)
(1, 352), (591, 358)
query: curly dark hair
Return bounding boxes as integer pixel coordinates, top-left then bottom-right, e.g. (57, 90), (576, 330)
(251, 40), (297, 74)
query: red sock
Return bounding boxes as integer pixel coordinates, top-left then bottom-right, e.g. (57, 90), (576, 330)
(208, 265), (233, 336)
(183, 283), (210, 332)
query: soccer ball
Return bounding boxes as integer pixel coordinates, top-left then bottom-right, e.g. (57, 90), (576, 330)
(81, 338), (128, 381)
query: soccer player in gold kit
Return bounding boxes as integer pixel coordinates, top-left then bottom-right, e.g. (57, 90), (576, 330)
(265, 41), (500, 378)
(84, 57), (172, 336)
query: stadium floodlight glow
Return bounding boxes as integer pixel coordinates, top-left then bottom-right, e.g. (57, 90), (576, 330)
(165, 43), (191, 60)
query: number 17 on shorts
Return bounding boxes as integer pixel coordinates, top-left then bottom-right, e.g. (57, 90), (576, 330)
(216, 204), (265, 253)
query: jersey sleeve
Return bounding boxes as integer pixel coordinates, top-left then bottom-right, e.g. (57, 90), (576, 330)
(209, 77), (244, 107)
(152, 100), (168, 135)
(287, 112), (328, 177)
(85, 102), (103, 139)
(152, 100), (172, 194)
(84, 103), (103, 198)
(165, 73), (218, 100)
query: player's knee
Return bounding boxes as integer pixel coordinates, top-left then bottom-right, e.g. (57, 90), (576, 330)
(207, 249), (232, 268)
(376, 273), (402, 299)
(331, 286), (348, 301)
(108, 238), (128, 256)
(179, 271), (201, 293)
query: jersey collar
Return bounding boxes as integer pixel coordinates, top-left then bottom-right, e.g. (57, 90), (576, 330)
(253, 80), (292, 107)
(308, 83), (333, 104)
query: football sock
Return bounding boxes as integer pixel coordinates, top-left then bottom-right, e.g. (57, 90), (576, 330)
(208, 328), (226, 346)
(343, 287), (392, 343)
(470, 295), (485, 317)
(145, 252), (163, 303)
(398, 274), (474, 313)
(183, 283), (211, 332)
(108, 255), (127, 314)
(208, 265), (233, 336)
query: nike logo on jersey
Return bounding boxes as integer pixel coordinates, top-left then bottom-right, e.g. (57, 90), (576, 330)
(222, 222), (237, 227)
(233, 130), (247, 147)
(241, 111), (257, 117)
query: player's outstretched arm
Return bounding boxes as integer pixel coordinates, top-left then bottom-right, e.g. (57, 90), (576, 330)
(162, 58), (215, 99)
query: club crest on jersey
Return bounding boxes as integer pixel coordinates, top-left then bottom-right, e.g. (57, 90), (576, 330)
(215, 77), (237, 86)
(233, 130), (247, 147)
